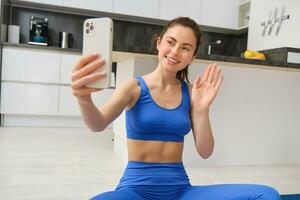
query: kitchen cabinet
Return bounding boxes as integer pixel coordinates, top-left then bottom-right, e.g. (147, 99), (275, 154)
(158, 0), (201, 24)
(2, 47), (60, 84)
(60, 54), (81, 84)
(200, 0), (239, 29)
(59, 86), (114, 116)
(238, 0), (250, 28)
(0, 46), (70, 116)
(18, 0), (63, 6)
(63, 0), (113, 12)
(113, 0), (159, 18)
(1, 82), (59, 115)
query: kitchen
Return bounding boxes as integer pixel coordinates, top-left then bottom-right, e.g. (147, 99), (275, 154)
(0, 0), (299, 199)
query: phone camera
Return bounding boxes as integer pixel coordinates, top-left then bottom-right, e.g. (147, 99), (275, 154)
(90, 25), (94, 30)
(86, 22), (90, 27)
(86, 29), (90, 34)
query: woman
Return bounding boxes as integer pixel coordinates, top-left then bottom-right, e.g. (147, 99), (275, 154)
(72, 17), (281, 200)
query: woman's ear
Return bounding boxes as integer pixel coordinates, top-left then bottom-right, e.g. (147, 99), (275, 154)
(156, 37), (161, 51)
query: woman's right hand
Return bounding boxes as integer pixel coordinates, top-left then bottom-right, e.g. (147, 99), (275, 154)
(71, 53), (107, 104)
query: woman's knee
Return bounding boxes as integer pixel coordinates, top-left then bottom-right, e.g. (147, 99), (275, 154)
(254, 184), (280, 200)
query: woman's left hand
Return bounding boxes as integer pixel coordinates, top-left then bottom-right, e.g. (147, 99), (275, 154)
(191, 63), (224, 113)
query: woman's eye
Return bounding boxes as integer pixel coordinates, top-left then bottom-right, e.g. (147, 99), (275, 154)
(182, 46), (191, 51)
(166, 40), (173, 45)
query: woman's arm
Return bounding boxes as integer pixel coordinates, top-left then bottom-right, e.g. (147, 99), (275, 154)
(78, 81), (136, 132)
(72, 53), (136, 132)
(190, 107), (214, 159)
(189, 63), (223, 159)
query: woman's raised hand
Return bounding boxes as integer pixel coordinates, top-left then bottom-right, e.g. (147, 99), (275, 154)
(71, 53), (107, 104)
(191, 63), (223, 112)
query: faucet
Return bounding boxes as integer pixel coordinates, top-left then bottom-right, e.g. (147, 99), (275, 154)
(208, 40), (222, 55)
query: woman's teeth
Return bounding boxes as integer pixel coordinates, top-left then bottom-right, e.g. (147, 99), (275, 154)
(166, 56), (179, 64)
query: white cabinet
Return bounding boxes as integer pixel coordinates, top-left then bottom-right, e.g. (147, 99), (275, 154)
(19, 0), (63, 6)
(200, 0), (239, 29)
(59, 86), (114, 116)
(63, 0), (113, 12)
(113, 0), (159, 18)
(158, 0), (201, 24)
(1, 82), (59, 115)
(2, 47), (60, 83)
(60, 54), (81, 84)
(238, 0), (250, 28)
(59, 86), (81, 116)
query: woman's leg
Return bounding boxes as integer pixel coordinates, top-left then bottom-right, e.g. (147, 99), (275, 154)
(90, 188), (144, 200)
(179, 184), (280, 200)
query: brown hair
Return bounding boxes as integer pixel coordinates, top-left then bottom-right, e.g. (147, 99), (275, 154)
(154, 17), (202, 83)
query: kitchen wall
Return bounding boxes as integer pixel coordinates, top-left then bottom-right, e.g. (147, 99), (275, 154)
(247, 0), (300, 51)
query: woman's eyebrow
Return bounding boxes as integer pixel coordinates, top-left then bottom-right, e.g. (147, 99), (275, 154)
(166, 36), (193, 48)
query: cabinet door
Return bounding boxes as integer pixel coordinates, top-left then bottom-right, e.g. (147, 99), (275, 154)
(0, 82), (59, 115)
(158, 0), (201, 24)
(2, 47), (60, 84)
(113, 0), (159, 18)
(200, 0), (239, 29)
(59, 86), (80, 116)
(59, 86), (114, 116)
(19, 0), (63, 6)
(60, 54), (81, 84)
(63, 0), (113, 12)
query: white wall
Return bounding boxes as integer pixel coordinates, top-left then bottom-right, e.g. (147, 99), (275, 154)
(247, 0), (300, 50)
(113, 58), (300, 167)
(184, 62), (300, 167)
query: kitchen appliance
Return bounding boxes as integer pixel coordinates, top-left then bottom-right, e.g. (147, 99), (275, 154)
(28, 16), (49, 46)
(59, 31), (73, 48)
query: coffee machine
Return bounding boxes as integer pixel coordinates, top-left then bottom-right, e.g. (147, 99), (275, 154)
(28, 16), (49, 46)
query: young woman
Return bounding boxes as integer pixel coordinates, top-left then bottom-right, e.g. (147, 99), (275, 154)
(72, 17), (281, 200)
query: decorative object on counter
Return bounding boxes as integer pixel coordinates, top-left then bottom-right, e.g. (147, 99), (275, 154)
(8, 25), (20, 44)
(59, 31), (73, 48)
(243, 50), (266, 60)
(207, 40), (222, 55)
(28, 16), (49, 46)
(261, 5), (289, 36)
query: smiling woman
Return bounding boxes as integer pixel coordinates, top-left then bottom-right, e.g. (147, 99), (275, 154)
(71, 17), (281, 200)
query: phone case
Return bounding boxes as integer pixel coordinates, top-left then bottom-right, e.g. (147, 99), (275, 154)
(83, 18), (113, 89)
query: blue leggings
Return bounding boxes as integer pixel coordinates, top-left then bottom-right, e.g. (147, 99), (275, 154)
(91, 161), (281, 200)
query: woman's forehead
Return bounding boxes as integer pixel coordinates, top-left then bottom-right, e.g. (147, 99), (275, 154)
(163, 25), (197, 45)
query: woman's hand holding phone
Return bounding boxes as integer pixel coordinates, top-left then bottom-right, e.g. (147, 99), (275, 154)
(71, 53), (107, 104)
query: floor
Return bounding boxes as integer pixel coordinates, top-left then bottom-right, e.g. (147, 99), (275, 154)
(0, 127), (299, 200)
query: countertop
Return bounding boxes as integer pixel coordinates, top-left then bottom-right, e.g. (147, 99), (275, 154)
(2, 42), (300, 71)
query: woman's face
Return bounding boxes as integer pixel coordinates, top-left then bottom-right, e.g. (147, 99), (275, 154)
(157, 25), (196, 73)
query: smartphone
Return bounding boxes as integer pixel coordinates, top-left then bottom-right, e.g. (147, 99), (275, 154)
(83, 17), (113, 89)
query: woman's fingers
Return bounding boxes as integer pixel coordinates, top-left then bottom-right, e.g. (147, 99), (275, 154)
(72, 57), (105, 82)
(74, 53), (99, 71)
(193, 75), (201, 87)
(73, 87), (102, 97)
(207, 63), (217, 83)
(203, 64), (212, 81)
(72, 71), (107, 90)
(212, 67), (221, 87)
(215, 75), (224, 93)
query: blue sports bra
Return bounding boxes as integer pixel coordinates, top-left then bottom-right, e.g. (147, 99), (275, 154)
(126, 76), (192, 142)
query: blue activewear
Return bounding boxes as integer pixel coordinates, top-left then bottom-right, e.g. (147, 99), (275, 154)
(90, 161), (281, 200)
(126, 76), (191, 142)
(90, 76), (281, 200)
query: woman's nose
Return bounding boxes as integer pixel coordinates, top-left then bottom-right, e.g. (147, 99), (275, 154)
(171, 45), (179, 54)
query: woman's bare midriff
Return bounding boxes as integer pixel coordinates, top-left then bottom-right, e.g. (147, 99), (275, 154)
(127, 139), (184, 163)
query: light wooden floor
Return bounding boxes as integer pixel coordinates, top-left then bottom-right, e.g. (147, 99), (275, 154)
(0, 127), (299, 200)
